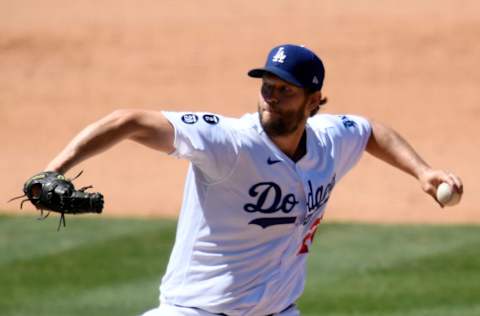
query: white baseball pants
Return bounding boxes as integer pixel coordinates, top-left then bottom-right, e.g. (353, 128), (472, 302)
(140, 303), (300, 316)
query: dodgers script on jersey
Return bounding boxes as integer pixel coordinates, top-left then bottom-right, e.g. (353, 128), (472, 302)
(159, 111), (371, 315)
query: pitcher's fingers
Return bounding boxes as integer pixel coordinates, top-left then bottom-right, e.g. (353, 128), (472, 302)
(424, 184), (438, 199)
(448, 173), (463, 194)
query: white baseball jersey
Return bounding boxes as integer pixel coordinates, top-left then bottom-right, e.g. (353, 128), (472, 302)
(159, 111), (371, 316)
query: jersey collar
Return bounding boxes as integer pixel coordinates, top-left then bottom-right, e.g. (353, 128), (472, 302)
(252, 113), (317, 168)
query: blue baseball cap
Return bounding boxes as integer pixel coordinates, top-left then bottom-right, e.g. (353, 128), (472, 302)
(248, 44), (325, 91)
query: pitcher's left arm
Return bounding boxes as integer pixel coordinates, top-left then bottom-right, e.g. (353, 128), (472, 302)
(365, 120), (463, 207)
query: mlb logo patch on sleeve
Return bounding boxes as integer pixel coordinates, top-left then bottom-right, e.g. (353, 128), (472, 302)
(339, 115), (356, 128)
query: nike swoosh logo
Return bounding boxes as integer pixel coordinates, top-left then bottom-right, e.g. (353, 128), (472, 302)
(267, 157), (282, 165)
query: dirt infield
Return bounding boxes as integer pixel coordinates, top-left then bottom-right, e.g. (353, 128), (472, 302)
(1, 0), (478, 223)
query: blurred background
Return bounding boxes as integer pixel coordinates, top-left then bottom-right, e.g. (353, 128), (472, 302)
(1, 0), (479, 223)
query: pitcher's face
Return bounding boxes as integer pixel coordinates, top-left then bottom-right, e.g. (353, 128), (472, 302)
(258, 74), (312, 137)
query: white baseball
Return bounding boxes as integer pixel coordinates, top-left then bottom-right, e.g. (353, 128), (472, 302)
(436, 182), (461, 206)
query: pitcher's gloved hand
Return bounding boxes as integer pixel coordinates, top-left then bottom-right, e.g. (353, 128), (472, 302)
(9, 170), (103, 230)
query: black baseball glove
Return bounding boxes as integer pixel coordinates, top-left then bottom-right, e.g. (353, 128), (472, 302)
(9, 171), (103, 230)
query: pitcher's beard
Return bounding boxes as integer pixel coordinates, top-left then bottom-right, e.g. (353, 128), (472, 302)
(258, 103), (307, 137)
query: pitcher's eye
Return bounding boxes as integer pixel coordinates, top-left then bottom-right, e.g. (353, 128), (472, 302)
(261, 83), (272, 95)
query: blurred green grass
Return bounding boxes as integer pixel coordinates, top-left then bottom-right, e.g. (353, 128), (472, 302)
(0, 214), (479, 316)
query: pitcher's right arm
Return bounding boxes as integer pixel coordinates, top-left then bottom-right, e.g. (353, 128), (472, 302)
(45, 109), (175, 173)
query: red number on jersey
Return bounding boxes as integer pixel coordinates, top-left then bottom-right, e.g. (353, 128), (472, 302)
(298, 217), (323, 254)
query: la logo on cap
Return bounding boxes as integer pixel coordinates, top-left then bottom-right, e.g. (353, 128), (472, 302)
(312, 76), (319, 84)
(272, 47), (286, 63)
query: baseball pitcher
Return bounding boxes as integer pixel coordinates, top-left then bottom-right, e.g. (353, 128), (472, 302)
(20, 44), (463, 315)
